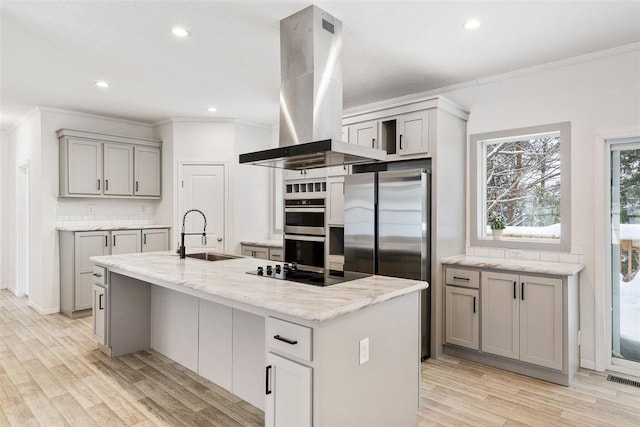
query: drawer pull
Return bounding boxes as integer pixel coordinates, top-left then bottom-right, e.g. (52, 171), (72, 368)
(273, 335), (298, 345)
(265, 365), (272, 395)
(92, 273), (102, 278)
(453, 276), (470, 281)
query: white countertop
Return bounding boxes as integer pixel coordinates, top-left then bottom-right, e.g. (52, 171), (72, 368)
(441, 254), (584, 276)
(57, 224), (172, 231)
(240, 239), (283, 248)
(91, 252), (428, 322)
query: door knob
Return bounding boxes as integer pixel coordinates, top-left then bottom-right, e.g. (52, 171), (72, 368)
(217, 237), (223, 242)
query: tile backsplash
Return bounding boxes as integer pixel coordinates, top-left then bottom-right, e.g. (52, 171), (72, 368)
(55, 199), (157, 227)
(466, 246), (585, 265)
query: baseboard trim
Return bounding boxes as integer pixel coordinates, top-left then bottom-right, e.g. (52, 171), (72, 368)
(27, 300), (60, 315)
(581, 358), (596, 370)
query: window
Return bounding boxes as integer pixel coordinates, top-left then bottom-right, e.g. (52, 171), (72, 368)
(470, 122), (571, 251)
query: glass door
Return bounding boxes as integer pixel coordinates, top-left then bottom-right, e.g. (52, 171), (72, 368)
(610, 140), (640, 371)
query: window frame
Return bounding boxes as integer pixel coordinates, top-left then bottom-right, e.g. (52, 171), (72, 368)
(470, 121), (571, 252)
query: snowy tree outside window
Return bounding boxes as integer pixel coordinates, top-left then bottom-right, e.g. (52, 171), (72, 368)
(483, 132), (561, 240)
(470, 122), (571, 251)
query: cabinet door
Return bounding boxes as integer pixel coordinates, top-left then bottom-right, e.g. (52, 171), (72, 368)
(198, 300), (233, 392)
(327, 177), (344, 225)
(265, 352), (312, 427)
(445, 286), (479, 350)
(242, 248), (255, 257)
(269, 248), (283, 262)
(111, 230), (141, 255)
(351, 121), (379, 148)
(341, 125), (350, 142)
(142, 229), (169, 252)
(103, 143), (133, 195)
(519, 275), (563, 370)
(92, 284), (106, 345)
(481, 272), (520, 359)
(134, 146), (161, 196)
(74, 232), (109, 311)
(68, 138), (103, 195)
(244, 246), (269, 260)
(398, 111), (429, 156)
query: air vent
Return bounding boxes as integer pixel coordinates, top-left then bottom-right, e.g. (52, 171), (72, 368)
(322, 19), (334, 34)
(607, 374), (640, 388)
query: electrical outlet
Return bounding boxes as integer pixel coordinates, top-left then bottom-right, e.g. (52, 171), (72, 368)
(87, 205), (95, 214)
(359, 337), (369, 365)
(509, 249), (523, 259)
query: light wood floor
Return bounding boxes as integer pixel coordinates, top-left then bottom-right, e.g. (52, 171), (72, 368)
(1, 290), (639, 427)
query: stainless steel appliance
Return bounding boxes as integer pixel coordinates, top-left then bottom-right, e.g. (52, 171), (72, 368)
(284, 190), (327, 272)
(246, 263), (370, 287)
(239, 5), (386, 170)
(344, 168), (432, 360)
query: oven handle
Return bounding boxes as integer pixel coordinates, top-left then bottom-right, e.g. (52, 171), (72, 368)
(284, 234), (325, 242)
(284, 207), (325, 213)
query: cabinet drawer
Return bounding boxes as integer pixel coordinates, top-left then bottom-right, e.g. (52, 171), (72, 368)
(92, 266), (106, 285)
(445, 267), (479, 288)
(269, 248), (283, 261)
(266, 317), (312, 362)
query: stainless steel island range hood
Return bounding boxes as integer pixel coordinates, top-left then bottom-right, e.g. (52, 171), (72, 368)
(239, 5), (386, 170)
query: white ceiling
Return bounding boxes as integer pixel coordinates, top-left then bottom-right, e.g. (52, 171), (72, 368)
(1, 1), (639, 132)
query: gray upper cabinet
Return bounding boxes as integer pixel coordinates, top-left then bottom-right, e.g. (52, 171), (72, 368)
(58, 129), (162, 199)
(351, 120), (379, 149)
(398, 110), (429, 156)
(67, 138), (103, 195)
(104, 143), (134, 195)
(134, 146), (161, 197)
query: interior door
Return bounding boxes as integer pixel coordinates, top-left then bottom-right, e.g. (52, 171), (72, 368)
(180, 164), (225, 253)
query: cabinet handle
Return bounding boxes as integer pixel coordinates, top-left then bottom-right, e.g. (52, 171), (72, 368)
(97, 179), (101, 190)
(143, 234), (147, 245)
(265, 365), (272, 395)
(273, 335), (298, 345)
(104, 235), (108, 247)
(135, 181), (139, 192)
(399, 134), (403, 150)
(473, 296), (476, 313)
(98, 294), (104, 310)
(113, 235), (116, 246)
(521, 282), (525, 300)
(92, 273), (102, 278)
(513, 281), (517, 299)
(105, 179), (109, 191)
(453, 276), (469, 281)
(371, 138), (375, 148)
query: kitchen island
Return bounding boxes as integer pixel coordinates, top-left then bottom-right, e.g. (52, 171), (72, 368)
(90, 252), (427, 427)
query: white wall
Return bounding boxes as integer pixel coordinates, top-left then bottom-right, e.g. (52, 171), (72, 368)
(157, 120), (272, 254)
(438, 48), (640, 367)
(0, 132), (4, 289)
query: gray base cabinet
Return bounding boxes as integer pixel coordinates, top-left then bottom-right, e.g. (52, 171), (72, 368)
(443, 264), (579, 385)
(60, 228), (169, 318)
(241, 244), (283, 261)
(266, 352), (312, 427)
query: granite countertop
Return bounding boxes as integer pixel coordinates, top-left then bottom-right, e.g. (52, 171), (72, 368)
(240, 240), (283, 248)
(441, 254), (584, 276)
(91, 252), (428, 322)
(57, 224), (172, 231)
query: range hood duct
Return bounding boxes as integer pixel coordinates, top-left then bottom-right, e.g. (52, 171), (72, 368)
(239, 5), (386, 170)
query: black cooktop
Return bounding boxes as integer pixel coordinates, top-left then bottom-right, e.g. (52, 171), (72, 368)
(246, 264), (371, 287)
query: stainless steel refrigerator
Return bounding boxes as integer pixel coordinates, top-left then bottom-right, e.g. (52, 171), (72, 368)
(344, 168), (431, 360)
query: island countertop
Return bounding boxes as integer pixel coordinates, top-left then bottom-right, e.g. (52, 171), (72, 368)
(90, 252), (428, 322)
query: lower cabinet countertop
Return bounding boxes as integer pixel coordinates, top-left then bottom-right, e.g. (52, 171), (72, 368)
(240, 240), (283, 249)
(441, 254), (584, 276)
(57, 224), (172, 231)
(91, 251), (427, 322)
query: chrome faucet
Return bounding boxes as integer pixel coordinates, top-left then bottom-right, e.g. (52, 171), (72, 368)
(180, 209), (207, 259)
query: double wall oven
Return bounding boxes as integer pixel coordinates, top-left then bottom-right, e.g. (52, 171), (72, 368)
(284, 179), (326, 272)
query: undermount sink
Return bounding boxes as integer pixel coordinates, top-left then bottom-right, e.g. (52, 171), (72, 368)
(185, 252), (243, 262)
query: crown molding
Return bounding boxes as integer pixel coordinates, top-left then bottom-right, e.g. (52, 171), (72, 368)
(344, 42), (640, 117)
(37, 106), (155, 127)
(152, 117), (272, 129)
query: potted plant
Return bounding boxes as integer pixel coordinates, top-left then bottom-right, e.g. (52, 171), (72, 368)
(489, 216), (506, 240)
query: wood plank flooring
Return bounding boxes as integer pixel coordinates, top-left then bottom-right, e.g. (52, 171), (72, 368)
(1, 289), (639, 426)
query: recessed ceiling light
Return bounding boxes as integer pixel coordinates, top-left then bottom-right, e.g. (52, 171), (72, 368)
(464, 19), (481, 30)
(95, 80), (109, 88)
(207, 107), (217, 112)
(172, 27), (191, 38)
